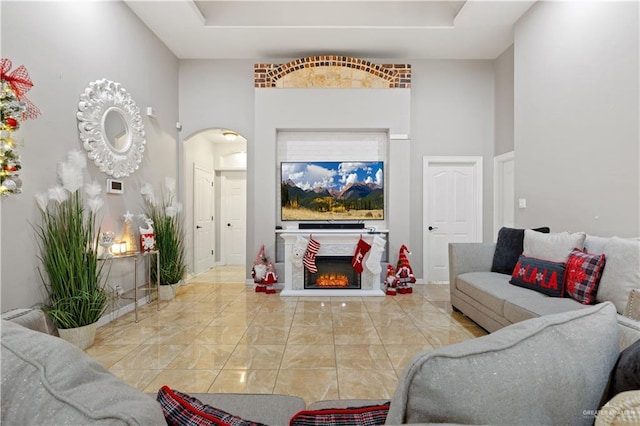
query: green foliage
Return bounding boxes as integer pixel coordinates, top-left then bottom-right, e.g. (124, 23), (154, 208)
(35, 191), (107, 329)
(144, 191), (186, 286)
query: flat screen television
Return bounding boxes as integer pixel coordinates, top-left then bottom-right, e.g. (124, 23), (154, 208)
(281, 161), (384, 221)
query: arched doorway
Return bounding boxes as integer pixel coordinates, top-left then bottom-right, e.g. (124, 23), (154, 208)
(183, 128), (247, 276)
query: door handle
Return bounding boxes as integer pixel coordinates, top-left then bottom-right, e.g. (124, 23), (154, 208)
(428, 226), (438, 231)
(196, 226), (202, 229)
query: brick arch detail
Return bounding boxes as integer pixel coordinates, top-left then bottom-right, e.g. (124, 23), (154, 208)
(254, 56), (411, 88)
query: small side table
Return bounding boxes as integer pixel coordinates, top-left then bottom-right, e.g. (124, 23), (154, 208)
(105, 250), (160, 323)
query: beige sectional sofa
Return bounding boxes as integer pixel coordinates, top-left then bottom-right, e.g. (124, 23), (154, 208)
(448, 233), (640, 349)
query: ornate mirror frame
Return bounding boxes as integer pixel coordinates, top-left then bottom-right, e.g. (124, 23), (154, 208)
(77, 79), (146, 178)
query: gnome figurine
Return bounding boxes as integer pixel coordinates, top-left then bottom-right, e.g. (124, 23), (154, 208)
(384, 264), (397, 296)
(395, 245), (416, 294)
(252, 245), (268, 292)
(262, 262), (278, 294)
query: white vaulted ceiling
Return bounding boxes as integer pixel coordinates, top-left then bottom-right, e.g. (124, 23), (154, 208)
(124, 0), (536, 59)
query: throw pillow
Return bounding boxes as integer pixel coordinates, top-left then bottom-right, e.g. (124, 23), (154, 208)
(565, 248), (606, 305)
(157, 386), (267, 426)
(290, 403), (390, 426)
(509, 255), (566, 297)
(596, 237), (640, 314)
(491, 227), (550, 275)
(386, 303), (619, 425)
(523, 230), (586, 263)
(608, 339), (640, 399)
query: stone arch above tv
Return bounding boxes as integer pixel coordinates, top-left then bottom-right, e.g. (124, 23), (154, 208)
(254, 56), (411, 88)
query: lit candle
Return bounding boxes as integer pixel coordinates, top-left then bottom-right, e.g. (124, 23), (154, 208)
(111, 243), (121, 255)
(120, 241), (127, 254)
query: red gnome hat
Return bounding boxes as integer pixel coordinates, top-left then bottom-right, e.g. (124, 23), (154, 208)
(254, 245), (267, 265)
(396, 245), (413, 273)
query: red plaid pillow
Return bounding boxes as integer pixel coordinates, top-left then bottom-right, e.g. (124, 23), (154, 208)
(565, 248), (606, 304)
(157, 386), (267, 426)
(289, 403), (390, 426)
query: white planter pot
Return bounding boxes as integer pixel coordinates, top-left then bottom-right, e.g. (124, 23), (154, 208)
(158, 282), (179, 301)
(58, 322), (98, 350)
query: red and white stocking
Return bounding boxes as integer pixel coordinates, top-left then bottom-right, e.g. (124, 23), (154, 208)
(303, 236), (321, 273)
(351, 237), (371, 273)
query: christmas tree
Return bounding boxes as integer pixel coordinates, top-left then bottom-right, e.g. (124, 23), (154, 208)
(0, 58), (40, 196)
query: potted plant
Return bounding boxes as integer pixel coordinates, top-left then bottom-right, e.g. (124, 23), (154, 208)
(141, 178), (186, 300)
(34, 150), (107, 350)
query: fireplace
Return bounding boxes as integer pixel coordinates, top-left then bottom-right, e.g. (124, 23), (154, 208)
(279, 231), (386, 296)
(304, 256), (361, 290)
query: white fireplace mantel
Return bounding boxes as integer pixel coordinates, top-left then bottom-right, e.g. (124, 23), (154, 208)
(279, 231), (386, 297)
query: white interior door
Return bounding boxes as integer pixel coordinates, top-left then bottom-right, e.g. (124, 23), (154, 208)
(493, 151), (515, 240)
(423, 157), (483, 283)
(221, 171), (246, 265)
(194, 165), (215, 275)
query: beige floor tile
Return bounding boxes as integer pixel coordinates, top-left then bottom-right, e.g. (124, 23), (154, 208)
(166, 344), (235, 370)
(208, 370), (278, 394)
(110, 344), (188, 370)
(224, 345), (285, 370)
(281, 344), (336, 369)
(143, 369), (219, 393)
(376, 325), (430, 345)
(194, 325), (247, 345)
(334, 326), (381, 345)
(337, 369), (398, 400)
(287, 326), (334, 345)
(384, 343), (435, 372)
(239, 325), (290, 345)
(86, 344), (138, 368)
(274, 369), (339, 405)
(335, 345), (393, 370)
(110, 369), (162, 392)
(88, 277), (482, 402)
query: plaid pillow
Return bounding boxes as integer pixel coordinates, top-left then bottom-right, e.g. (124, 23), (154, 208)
(156, 386), (267, 426)
(565, 248), (606, 305)
(289, 403), (390, 426)
(510, 255), (566, 297)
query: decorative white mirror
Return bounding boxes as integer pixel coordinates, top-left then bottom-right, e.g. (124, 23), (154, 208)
(77, 79), (145, 178)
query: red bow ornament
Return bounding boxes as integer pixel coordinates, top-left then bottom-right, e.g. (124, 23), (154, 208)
(1, 58), (41, 120)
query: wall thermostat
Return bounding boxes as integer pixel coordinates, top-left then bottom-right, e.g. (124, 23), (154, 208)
(106, 179), (124, 194)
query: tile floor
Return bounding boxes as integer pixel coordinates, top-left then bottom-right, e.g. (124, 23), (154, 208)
(87, 266), (486, 404)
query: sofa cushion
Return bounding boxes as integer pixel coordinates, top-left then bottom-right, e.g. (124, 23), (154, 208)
(157, 385), (267, 426)
(457, 271), (536, 316)
(385, 302), (619, 426)
(0, 320), (166, 425)
(491, 226), (550, 275)
(509, 255), (566, 297)
(503, 295), (589, 324)
(523, 230), (586, 263)
(565, 248), (606, 305)
(597, 237), (640, 314)
(290, 403), (390, 426)
(608, 339), (640, 399)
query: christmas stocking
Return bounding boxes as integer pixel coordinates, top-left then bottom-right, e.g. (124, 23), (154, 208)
(303, 236), (321, 273)
(364, 235), (386, 275)
(351, 237), (371, 273)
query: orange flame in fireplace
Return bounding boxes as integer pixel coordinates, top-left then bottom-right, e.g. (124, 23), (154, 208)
(316, 273), (350, 287)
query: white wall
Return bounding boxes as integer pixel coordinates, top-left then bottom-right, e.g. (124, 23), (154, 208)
(514, 1), (639, 236)
(408, 60), (496, 275)
(0, 1), (179, 311)
(494, 45), (515, 156)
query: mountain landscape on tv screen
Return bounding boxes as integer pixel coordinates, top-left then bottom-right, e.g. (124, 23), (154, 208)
(280, 161), (384, 221)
